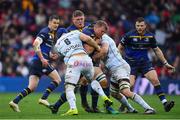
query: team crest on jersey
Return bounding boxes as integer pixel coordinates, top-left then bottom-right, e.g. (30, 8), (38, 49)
(133, 38), (138, 42)
(144, 38), (149, 42)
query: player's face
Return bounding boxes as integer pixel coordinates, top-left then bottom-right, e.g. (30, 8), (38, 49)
(135, 21), (146, 35)
(49, 19), (60, 31)
(72, 16), (85, 29)
(94, 26), (106, 38)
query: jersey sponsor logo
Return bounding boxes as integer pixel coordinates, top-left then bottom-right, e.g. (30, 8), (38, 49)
(65, 44), (81, 53)
(73, 60), (91, 67)
(144, 38), (149, 42)
(133, 38), (138, 42)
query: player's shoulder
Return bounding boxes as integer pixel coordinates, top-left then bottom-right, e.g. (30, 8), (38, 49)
(145, 30), (155, 36)
(66, 25), (77, 32)
(39, 27), (50, 34)
(125, 29), (137, 37)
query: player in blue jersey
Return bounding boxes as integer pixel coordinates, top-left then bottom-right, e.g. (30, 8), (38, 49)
(118, 17), (175, 112)
(9, 15), (66, 112)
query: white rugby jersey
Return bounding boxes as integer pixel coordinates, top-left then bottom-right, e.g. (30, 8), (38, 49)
(55, 30), (86, 63)
(101, 34), (127, 70)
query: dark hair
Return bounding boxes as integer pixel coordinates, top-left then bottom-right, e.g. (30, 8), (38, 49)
(72, 10), (84, 18)
(95, 20), (109, 31)
(135, 17), (146, 23)
(49, 15), (60, 21)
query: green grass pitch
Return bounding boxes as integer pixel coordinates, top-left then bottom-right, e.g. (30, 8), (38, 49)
(0, 93), (180, 119)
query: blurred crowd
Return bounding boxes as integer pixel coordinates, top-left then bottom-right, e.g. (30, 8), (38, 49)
(0, 0), (180, 80)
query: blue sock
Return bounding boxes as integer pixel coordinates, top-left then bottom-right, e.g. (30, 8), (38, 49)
(41, 81), (58, 99)
(54, 92), (67, 109)
(13, 87), (31, 104)
(154, 85), (167, 104)
(91, 88), (99, 109)
(103, 87), (110, 97)
(80, 85), (88, 105)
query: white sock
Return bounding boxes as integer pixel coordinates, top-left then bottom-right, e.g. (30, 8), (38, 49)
(65, 85), (76, 109)
(120, 95), (135, 111)
(132, 93), (153, 110)
(91, 80), (106, 96)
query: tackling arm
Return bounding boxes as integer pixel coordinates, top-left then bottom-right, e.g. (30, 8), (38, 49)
(80, 33), (100, 52)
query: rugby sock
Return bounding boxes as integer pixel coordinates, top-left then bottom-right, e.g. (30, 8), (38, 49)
(118, 95), (135, 111)
(91, 88), (99, 109)
(80, 85), (88, 105)
(41, 81), (58, 99)
(154, 85), (167, 104)
(13, 87), (31, 104)
(91, 80), (106, 97)
(54, 92), (67, 109)
(132, 93), (153, 110)
(103, 87), (110, 97)
(66, 88), (76, 109)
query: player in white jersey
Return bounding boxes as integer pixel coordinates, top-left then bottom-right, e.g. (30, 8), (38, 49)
(53, 30), (113, 115)
(93, 27), (156, 114)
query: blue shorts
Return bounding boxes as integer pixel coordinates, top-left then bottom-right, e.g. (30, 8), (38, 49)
(29, 59), (55, 77)
(126, 58), (154, 76)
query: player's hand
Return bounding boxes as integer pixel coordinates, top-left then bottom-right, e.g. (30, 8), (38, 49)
(40, 58), (49, 67)
(96, 46), (101, 52)
(164, 63), (176, 73)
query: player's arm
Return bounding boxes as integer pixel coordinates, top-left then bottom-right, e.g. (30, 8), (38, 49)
(118, 43), (124, 55)
(153, 47), (175, 72)
(118, 35), (127, 55)
(93, 42), (109, 60)
(33, 37), (49, 67)
(80, 33), (100, 52)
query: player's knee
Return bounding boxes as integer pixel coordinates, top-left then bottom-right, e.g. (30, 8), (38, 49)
(99, 79), (108, 88)
(119, 79), (130, 91)
(65, 84), (75, 92)
(151, 78), (160, 86)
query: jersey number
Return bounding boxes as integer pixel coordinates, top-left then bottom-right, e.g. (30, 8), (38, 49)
(64, 39), (71, 45)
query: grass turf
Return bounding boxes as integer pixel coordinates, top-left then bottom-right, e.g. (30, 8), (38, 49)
(0, 93), (179, 119)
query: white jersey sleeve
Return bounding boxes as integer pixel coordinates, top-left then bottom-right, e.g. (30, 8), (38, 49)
(101, 34), (127, 70)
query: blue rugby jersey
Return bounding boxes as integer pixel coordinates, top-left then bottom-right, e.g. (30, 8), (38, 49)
(32, 27), (67, 60)
(120, 29), (157, 62)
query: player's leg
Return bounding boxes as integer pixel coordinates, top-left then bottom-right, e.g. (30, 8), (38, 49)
(113, 63), (155, 114)
(119, 64), (137, 112)
(110, 79), (137, 113)
(9, 75), (39, 112)
(120, 80), (155, 114)
(39, 69), (61, 107)
(79, 77), (92, 112)
(90, 67), (106, 112)
(48, 92), (67, 114)
(94, 67), (118, 114)
(61, 64), (81, 116)
(144, 70), (174, 112)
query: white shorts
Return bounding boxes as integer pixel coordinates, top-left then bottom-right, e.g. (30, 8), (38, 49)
(111, 63), (130, 81)
(65, 55), (94, 85)
(110, 63), (131, 93)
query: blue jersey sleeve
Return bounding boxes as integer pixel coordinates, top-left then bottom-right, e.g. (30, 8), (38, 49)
(37, 32), (49, 41)
(82, 28), (93, 36)
(150, 36), (158, 48)
(120, 34), (128, 46)
(56, 28), (67, 38)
